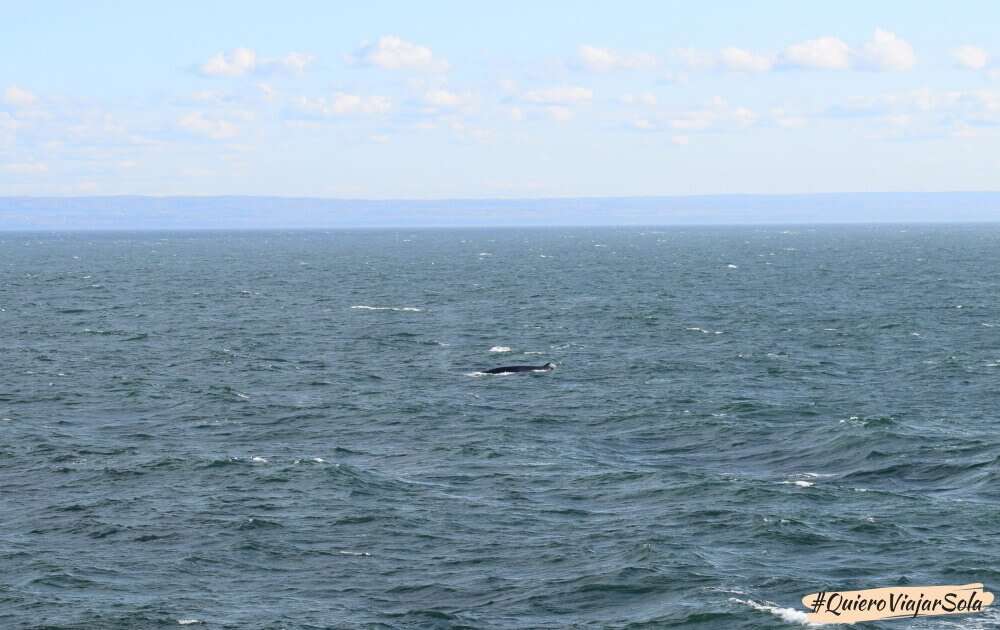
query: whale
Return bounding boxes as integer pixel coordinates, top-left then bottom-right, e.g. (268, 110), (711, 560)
(482, 362), (556, 375)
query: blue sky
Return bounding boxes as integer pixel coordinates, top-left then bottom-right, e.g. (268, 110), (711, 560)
(2, 1), (1000, 198)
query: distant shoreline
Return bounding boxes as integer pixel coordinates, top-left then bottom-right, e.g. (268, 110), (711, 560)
(3, 192), (1000, 230)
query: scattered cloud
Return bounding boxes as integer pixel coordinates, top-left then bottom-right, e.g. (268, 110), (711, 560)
(770, 108), (807, 128)
(353, 36), (448, 72)
(423, 89), (474, 108)
(680, 29), (915, 74)
(577, 45), (657, 72)
(257, 83), (277, 102)
(782, 36), (851, 70)
(858, 28), (915, 71)
(449, 120), (493, 141)
(719, 47), (773, 73)
(953, 45), (989, 70)
(621, 93), (658, 106)
(295, 93), (392, 116)
(3, 85), (38, 108)
(271, 52), (315, 75)
(825, 87), (1000, 141)
(3, 161), (48, 174)
(668, 97), (757, 131)
(177, 112), (239, 139)
(200, 48), (257, 77)
(199, 48), (315, 78)
(675, 48), (716, 70)
(546, 106), (574, 122)
(523, 86), (593, 105)
(677, 46), (774, 73)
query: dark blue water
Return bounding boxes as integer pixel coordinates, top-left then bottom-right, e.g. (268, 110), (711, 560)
(2, 226), (999, 629)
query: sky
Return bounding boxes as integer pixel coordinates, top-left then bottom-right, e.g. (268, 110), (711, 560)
(2, 0), (1000, 199)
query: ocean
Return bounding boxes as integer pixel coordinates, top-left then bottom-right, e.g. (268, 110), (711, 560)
(2, 225), (999, 629)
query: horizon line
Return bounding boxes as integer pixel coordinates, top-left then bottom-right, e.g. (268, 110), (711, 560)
(5, 191), (1000, 202)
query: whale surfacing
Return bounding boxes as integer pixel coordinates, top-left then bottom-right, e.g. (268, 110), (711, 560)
(482, 362), (556, 375)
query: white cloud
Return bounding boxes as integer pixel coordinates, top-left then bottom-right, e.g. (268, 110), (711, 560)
(191, 90), (226, 104)
(423, 89), (473, 108)
(770, 108), (807, 128)
(354, 36), (447, 72)
(671, 135), (690, 145)
(270, 52), (315, 75)
(201, 48), (257, 77)
(668, 97), (757, 132)
(296, 93), (392, 116)
(828, 87), (1000, 138)
(953, 45), (989, 70)
(0, 111), (20, 134)
(3, 161), (48, 174)
(523, 86), (592, 105)
(449, 120), (493, 141)
(676, 46), (773, 73)
(257, 83), (277, 102)
(177, 112), (239, 139)
(834, 88), (963, 116)
(678, 31), (915, 74)
(719, 47), (773, 73)
(621, 92), (657, 106)
(199, 48), (315, 77)
(859, 28), (916, 71)
(577, 45), (657, 72)
(675, 48), (716, 70)
(3, 85), (38, 107)
(782, 36), (851, 70)
(546, 106), (574, 122)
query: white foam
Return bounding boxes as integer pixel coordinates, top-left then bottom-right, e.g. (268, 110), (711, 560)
(727, 264), (739, 268)
(177, 620), (202, 626)
(524, 351), (543, 355)
(489, 346), (512, 353)
(337, 550), (371, 556)
(686, 326), (723, 335)
(781, 480), (814, 487)
(351, 305), (423, 312)
(313, 457), (325, 463)
(478, 252), (492, 256)
(731, 598), (815, 626)
(705, 586), (749, 595)
(250, 456), (268, 464)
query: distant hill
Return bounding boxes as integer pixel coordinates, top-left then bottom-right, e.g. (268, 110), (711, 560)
(2, 192), (1000, 230)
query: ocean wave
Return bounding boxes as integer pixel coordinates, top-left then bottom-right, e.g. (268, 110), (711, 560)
(489, 346), (512, 353)
(351, 305), (423, 312)
(730, 598), (815, 626)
